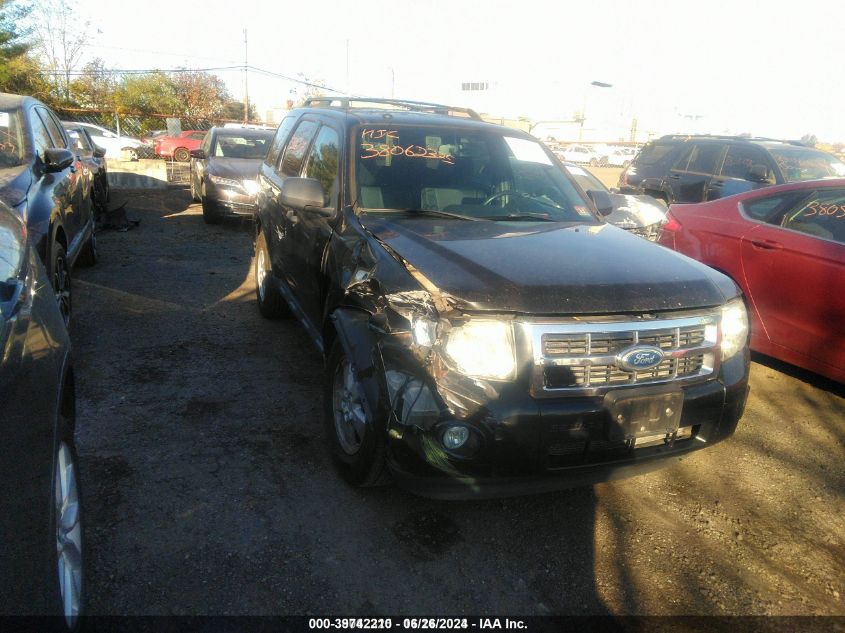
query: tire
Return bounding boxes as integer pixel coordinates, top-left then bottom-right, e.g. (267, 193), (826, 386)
(173, 147), (190, 163)
(200, 181), (220, 225)
(323, 341), (390, 487)
(254, 228), (289, 318)
(51, 393), (84, 631)
(76, 230), (98, 267)
(50, 242), (72, 327)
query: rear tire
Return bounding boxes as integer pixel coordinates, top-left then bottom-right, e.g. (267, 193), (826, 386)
(174, 147), (190, 163)
(254, 228), (289, 318)
(323, 341), (390, 487)
(50, 241), (72, 327)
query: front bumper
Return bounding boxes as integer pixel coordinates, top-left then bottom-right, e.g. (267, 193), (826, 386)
(205, 184), (258, 216)
(385, 355), (749, 499)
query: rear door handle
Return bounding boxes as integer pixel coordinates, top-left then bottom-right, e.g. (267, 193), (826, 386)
(750, 239), (782, 251)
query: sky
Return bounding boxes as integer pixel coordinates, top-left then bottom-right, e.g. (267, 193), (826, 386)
(57, 0), (845, 142)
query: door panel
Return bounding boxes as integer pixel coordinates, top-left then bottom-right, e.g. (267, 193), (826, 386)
(740, 190), (845, 372)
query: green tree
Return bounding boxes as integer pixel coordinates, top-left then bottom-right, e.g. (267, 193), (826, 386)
(221, 99), (258, 122)
(114, 72), (180, 115)
(69, 58), (115, 110)
(0, 0), (48, 96)
(171, 70), (231, 119)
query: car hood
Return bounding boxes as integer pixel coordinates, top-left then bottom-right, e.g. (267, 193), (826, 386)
(362, 215), (732, 315)
(207, 157), (263, 180)
(0, 166), (31, 208)
(604, 193), (667, 228)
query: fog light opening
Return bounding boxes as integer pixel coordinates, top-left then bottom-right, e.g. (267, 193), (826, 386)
(442, 425), (470, 450)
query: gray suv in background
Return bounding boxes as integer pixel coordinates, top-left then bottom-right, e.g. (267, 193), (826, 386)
(618, 134), (845, 204)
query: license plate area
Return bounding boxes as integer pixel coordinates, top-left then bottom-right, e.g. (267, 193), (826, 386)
(604, 388), (683, 440)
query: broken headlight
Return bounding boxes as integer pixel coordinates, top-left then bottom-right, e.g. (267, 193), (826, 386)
(444, 320), (516, 381)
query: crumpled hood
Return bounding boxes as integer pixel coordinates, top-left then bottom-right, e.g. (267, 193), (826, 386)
(605, 193), (667, 228)
(207, 157), (263, 181)
(362, 215), (732, 315)
(0, 166), (31, 209)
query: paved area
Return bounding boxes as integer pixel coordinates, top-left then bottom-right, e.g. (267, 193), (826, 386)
(72, 188), (844, 616)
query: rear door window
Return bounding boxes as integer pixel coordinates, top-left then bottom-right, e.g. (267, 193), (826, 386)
(685, 143), (724, 175)
(721, 145), (771, 180)
(280, 120), (318, 177)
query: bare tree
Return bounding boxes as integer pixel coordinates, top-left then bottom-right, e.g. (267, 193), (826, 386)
(31, 0), (91, 102)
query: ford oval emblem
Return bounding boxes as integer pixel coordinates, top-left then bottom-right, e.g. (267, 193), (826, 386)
(616, 346), (665, 372)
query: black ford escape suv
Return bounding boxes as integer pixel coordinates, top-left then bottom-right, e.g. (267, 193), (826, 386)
(618, 134), (845, 205)
(255, 98), (750, 499)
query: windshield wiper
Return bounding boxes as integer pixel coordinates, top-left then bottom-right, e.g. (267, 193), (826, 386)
(483, 213), (557, 222)
(366, 208), (484, 221)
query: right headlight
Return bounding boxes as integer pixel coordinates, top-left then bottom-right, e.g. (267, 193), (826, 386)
(720, 297), (749, 360)
(444, 320), (516, 381)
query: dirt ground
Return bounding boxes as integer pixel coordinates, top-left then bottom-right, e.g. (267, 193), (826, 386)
(71, 187), (844, 617)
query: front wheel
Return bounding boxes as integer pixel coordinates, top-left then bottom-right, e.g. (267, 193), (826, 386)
(173, 147), (190, 163)
(323, 342), (390, 487)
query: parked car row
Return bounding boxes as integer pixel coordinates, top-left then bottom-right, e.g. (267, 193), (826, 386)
(0, 92), (88, 626)
(549, 143), (640, 168)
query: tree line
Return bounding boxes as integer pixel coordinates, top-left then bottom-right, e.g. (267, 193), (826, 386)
(0, 0), (258, 130)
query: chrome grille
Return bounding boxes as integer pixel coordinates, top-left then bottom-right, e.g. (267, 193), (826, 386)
(523, 313), (719, 397)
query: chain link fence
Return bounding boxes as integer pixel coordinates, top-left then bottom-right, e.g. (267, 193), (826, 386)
(55, 107), (275, 185)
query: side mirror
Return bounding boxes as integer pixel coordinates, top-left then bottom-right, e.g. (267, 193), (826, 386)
(190, 149), (205, 159)
(280, 177), (328, 213)
(586, 189), (614, 216)
(93, 145), (106, 158)
(43, 148), (75, 172)
(747, 164), (771, 183)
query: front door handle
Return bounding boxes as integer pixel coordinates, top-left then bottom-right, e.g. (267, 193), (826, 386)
(750, 239), (783, 251)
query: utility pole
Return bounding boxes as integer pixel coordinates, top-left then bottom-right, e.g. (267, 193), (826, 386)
(243, 29), (249, 123)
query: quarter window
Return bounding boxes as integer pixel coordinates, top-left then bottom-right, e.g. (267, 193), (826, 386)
(303, 126), (340, 208)
(280, 120), (318, 177)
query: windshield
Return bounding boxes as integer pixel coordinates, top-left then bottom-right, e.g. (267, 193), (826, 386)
(355, 125), (597, 222)
(564, 164), (607, 193)
(213, 132), (273, 159)
(768, 147), (845, 182)
(0, 109), (27, 168)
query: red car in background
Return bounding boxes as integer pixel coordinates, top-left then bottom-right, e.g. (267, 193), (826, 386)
(659, 179), (845, 383)
(155, 130), (207, 162)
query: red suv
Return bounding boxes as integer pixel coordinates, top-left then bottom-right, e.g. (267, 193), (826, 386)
(155, 130), (207, 162)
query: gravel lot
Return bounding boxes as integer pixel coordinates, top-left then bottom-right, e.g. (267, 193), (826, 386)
(72, 187), (844, 617)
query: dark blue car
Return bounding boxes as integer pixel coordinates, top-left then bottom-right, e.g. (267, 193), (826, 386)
(0, 93), (98, 326)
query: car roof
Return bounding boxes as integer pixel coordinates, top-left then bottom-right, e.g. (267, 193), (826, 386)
(290, 106), (531, 138)
(0, 92), (42, 110)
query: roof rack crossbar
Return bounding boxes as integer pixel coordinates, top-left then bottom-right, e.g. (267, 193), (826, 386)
(302, 97), (482, 121)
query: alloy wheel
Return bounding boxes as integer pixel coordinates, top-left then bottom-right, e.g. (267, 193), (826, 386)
(54, 441), (83, 628)
(53, 255), (71, 326)
(332, 358), (367, 455)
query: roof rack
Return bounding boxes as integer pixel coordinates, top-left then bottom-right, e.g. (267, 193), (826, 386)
(659, 134), (805, 146)
(302, 97), (483, 121)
